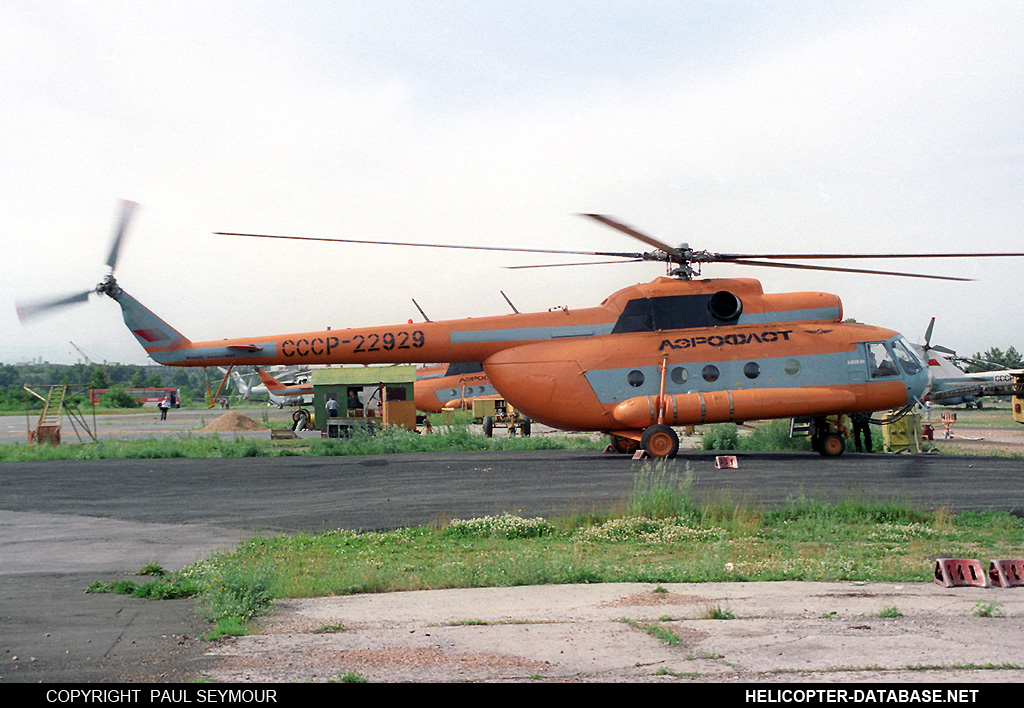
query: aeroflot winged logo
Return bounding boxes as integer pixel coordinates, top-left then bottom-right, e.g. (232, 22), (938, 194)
(658, 329), (794, 351)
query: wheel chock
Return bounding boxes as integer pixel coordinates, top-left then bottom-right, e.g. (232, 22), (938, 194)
(603, 444), (617, 454)
(632, 449), (649, 460)
(715, 455), (738, 469)
(988, 559), (1024, 588)
(933, 558), (990, 588)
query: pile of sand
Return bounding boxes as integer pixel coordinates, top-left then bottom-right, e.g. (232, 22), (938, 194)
(201, 411), (267, 432)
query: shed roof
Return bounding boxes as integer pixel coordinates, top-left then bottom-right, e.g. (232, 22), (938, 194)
(311, 365), (417, 386)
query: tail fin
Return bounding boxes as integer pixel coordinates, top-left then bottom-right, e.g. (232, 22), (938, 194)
(108, 286), (192, 360)
(257, 369), (286, 392)
(224, 368), (252, 398)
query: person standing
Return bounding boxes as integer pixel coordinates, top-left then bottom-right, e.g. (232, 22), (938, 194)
(851, 412), (873, 452)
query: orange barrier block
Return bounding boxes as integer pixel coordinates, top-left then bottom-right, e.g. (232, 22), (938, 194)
(715, 455), (738, 469)
(934, 558), (990, 588)
(988, 559), (1024, 588)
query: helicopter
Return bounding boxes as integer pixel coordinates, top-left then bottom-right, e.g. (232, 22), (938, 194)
(913, 319), (1023, 409)
(415, 362), (501, 413)
(17, 201), (1024, 458)
(255, 368), (315, 407)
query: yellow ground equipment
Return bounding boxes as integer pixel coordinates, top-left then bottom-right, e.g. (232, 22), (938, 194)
(882, 409), (922, 452)
(1014, 374), (1024, 425)
(472, 398), (531, 437)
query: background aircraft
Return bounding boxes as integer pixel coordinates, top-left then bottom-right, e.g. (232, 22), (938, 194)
(914, 319), (1023, 408)
(226, 367), (312, 403)
(255, 369), (314, 407)
(414, 362), (501, 413)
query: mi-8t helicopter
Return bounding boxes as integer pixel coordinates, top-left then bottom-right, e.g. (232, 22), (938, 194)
(18, 201), (1024, 457)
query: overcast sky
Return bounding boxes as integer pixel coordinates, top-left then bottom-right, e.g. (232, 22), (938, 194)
(3, 1), (1022, 367)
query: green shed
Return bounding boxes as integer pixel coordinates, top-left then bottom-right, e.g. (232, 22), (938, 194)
(311, 365), (417, 435)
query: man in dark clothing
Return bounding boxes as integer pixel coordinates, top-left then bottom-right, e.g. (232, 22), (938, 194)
(851, 412), (873, 452)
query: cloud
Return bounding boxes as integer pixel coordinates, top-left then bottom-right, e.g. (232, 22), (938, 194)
(2, 1), (1022, 365)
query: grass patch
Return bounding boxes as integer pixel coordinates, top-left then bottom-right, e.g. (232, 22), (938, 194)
(619, 618), (683, 646)
(332, 672), (369, 683)
(705, 605), (736, 620)
(86, 460), (1024, 637)
(972, 600), (1005, 618)
(0, 424), (603, 462)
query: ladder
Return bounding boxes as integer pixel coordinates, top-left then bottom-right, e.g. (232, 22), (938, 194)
(31, 385), (66, 443)
(789, 416), (814, 439)
(24, 384), (97, 444)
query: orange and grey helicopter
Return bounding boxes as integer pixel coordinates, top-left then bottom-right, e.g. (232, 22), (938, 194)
(18, 202), (1024, 457)
(414, 362), (501, 413)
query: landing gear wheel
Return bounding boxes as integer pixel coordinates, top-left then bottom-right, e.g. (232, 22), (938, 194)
(818, 432), (845, 457)
(292, 408), (311, 431)
(610, 435), (640, 455)
(482, 415), (493, 438)
(520, 418), (531, 437)
(641, 424), (679, 459)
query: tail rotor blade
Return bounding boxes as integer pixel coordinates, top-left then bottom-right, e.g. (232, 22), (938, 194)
(16, 290), (92, 323)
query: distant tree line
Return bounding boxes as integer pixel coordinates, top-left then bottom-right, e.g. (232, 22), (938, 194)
(965, 346), (1024, 372)
(0, 362), (224, 410)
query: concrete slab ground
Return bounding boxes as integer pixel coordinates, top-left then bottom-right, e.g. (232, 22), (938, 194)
(204, 581), (1024, 683)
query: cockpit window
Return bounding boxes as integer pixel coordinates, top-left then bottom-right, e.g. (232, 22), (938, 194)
(867, 342), (899, 378)
(891, 338), (923, 375)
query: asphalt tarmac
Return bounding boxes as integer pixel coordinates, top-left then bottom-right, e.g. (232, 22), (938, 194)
(2, 415), (1024, 684)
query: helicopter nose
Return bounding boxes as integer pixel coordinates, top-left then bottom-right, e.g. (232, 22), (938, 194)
(907, 367), (931, 403)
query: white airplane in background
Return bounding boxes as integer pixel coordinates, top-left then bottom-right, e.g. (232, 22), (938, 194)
(226, 367), (313, 407)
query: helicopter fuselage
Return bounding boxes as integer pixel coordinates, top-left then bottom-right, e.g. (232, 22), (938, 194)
(108, 275), (930, 453)
(414, 362), (500, 413)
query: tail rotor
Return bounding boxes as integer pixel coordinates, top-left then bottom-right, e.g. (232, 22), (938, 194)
(16, 200), (138, 323)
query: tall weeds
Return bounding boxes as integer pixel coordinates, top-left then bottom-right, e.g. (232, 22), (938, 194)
(628, 459), (697, 521)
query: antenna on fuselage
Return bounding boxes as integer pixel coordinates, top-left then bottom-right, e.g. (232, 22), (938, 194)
(411, 299), (431, 322)
(500, 291), (520, 313)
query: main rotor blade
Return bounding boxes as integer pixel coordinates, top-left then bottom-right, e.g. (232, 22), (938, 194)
(16, 290), (92, 323)
(580, 214), (682, 255)
(507, 259), (646, 269)
(105, 200), (138, 271)
(715, 251), (1024, 260)
(216, 231), (644, 259)
(721, 258), (972, 281)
